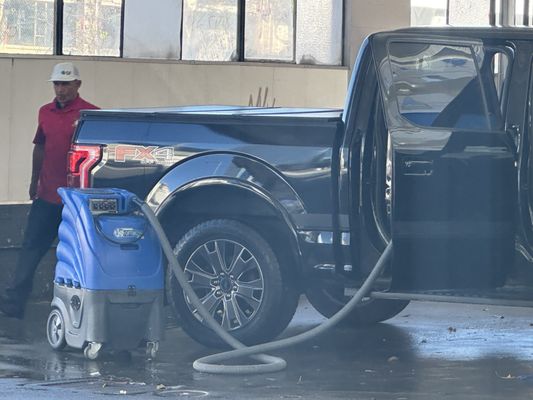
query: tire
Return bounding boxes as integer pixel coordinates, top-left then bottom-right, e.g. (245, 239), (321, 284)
(46, 308), (66, 350)
(306, 282), (409, 325)
(166, 219), (299, 348)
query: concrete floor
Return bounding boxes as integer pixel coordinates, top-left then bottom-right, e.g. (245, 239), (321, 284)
(1, 298), (533, 399)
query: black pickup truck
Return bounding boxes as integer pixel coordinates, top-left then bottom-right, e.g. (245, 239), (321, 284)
(68, 27), (533, 347)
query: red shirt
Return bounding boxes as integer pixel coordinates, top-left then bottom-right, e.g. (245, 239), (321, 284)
(33, 95), (99, 204)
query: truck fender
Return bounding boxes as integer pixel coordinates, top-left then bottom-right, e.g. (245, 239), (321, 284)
(146, 152), (307, 217)
(145, 152), (307, 266)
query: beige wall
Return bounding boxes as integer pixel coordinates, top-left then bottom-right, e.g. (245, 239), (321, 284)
(344, 0), (411, 69)
(0, 57), (348, 203)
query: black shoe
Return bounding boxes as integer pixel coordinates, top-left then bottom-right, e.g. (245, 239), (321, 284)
(0, 294), (24, 319)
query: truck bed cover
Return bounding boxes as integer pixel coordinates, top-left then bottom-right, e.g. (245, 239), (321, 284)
(80, 106), (344, 123)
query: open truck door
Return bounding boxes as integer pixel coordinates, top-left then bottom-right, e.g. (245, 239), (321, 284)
(369, 33), (516, 293)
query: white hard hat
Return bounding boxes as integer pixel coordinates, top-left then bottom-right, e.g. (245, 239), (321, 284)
(48, 62), (81, 82)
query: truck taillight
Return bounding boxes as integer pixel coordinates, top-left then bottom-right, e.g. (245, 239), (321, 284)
(67, 145), (102, 188)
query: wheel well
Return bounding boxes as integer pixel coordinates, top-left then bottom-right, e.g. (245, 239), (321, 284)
(158, 185), (303, 289)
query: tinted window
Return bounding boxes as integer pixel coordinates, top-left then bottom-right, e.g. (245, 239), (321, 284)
(388, 42), (502, 130)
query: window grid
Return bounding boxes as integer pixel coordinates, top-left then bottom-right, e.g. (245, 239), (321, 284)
(1, 0), (343, 65)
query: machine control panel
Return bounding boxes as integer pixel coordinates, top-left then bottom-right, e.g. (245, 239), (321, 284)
(89, 198), (118, 214)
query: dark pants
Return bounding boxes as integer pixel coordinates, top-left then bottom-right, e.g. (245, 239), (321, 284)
(4, 199), (63, 310)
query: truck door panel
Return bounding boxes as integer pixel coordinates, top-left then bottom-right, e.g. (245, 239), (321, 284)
(371, 34), (516, 290)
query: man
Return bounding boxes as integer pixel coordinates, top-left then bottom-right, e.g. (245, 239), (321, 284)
(0, 62), (99, 318)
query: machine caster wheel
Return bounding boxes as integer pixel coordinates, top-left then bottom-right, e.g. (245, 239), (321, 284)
(46, 308), (66, 350)
(84, 342), (103, 360)
(146, 341), (159, 359)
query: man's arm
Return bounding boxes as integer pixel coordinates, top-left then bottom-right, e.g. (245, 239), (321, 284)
(29, 143), (44, 200)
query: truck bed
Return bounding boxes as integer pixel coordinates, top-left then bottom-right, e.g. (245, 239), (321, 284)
(75, 106), (344, 211)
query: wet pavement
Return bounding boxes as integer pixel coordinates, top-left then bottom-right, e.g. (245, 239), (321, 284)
(1, 298), (533, 399)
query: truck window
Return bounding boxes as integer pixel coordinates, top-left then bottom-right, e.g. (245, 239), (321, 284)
(387, 41), (503, 131)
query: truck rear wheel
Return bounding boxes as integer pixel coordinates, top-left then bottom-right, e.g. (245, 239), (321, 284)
(166, 219), (299, 348)
(306, 283), (408, 325)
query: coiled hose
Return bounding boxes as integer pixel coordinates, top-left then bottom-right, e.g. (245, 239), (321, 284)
(135, 199), (392, 374)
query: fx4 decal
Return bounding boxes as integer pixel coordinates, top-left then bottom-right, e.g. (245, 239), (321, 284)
(110, 144), (175, 165)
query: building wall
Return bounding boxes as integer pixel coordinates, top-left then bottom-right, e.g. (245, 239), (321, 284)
(0, 57), (348, 204)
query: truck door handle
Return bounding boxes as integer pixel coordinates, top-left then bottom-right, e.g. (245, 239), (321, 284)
(403, 160), (433, 176)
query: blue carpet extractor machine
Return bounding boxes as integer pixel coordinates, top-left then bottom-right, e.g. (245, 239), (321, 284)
(46, 188), (164, 360)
